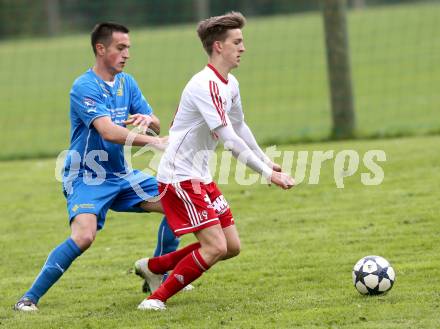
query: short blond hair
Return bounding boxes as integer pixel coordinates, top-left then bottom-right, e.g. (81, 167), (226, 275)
(196, 11), (246, 55)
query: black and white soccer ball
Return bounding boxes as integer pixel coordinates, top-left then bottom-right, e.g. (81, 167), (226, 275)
(352, 255), (395, 295)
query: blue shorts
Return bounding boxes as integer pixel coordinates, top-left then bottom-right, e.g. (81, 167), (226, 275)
(63, 170), (159, 230)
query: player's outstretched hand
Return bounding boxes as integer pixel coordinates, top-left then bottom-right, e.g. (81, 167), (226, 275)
(270, 171), (295, 190)
(123, 114), (153, 134)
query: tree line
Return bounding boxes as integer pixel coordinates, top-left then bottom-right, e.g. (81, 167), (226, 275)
(0, 0), (418, 39)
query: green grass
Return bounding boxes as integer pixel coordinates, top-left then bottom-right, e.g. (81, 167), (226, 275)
(1, 135), (439, 328)
(0, 2), (439, 159)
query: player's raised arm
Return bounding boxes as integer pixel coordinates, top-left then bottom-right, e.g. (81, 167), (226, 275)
(123, 113), (161, 135)
(93, 116), (167, 150)
(232, 120), (282, 172)
(215, 123), (294, 189)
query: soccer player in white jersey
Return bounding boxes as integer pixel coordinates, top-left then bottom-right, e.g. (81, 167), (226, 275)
(135, 12), (294, 311)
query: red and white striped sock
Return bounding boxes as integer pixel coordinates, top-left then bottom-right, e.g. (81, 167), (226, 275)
(149, 249), (209, 302)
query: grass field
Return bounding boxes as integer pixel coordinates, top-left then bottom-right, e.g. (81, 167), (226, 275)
(1, 135), (439, 328)
(0, 2), (439, 159)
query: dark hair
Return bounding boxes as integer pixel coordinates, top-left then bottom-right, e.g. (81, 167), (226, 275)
(196, 11), (246, 55)
(91, 22), (129, 55)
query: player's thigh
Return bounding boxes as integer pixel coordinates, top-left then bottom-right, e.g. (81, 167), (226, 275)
(111, 171), (160, 213)
(70, 213), (98, 250)
(138, 200), (164, 214)
(222, 224), (241, 259)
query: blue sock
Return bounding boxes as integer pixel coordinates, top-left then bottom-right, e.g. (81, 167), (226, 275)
(154, 217), (180, 281)
(24, 238), (82, 304)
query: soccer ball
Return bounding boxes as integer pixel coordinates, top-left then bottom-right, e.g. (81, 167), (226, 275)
(352, 255), (395, 295)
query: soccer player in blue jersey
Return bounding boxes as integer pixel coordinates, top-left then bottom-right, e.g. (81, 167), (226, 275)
(14, 22), (181, 311)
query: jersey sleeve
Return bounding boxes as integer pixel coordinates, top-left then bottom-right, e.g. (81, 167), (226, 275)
(190, 80), (228, 130)
(215, 124), (272, 179)
(70, 82), (109, 128)
(127, 75), (153, 116)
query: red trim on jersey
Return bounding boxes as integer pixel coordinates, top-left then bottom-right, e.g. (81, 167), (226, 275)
(207, 64), (228, 84)
(209, 80), (227, 126)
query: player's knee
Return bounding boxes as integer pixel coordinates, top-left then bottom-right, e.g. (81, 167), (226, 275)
(70, 214), (97, 251)
(203, 240), (227, 261)
(228, 244), (241, 258)
(212, 241), (228, 259)
(71, 231), (95, 251)
(224, 241), (240, 259)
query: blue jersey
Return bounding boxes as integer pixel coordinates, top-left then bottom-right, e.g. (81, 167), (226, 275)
(63, 69), (152, 185)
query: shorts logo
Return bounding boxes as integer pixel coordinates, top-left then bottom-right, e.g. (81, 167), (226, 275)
(212, 195), (228, 214)
(72, 203), (95, 212)
(201, 210), (208, 220)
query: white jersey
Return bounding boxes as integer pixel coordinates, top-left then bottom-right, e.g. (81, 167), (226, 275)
(157, 64), (244, 184)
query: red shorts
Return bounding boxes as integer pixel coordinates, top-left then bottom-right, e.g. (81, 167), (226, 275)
(158, 180), (234, 236)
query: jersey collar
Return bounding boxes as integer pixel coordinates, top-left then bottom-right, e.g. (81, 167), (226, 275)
(207, 64), (228, 84)
(89, 68), (120, 95)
